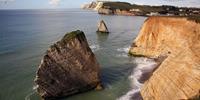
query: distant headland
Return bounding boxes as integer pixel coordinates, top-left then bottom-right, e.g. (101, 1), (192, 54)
(82, 1), (200, 17)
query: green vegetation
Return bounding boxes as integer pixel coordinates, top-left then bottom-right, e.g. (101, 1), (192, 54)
(128, 51), (146, 57)
(101, 1), (200, 16)
(186, 16), (200, 23)
(102, 2), (176, 12)
(62, 30), (85, 42)
(172, 16), (200, 23)
(48, 30), (86, 52)
(103, 2), (132, 10)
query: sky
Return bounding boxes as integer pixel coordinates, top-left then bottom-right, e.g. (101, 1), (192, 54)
(0, 0), (200, 9)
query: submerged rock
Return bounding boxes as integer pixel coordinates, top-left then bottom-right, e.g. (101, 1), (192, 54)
(35, 30), (101, 99)
(129, 17), (200, 100)
(97, 20), (109, 33)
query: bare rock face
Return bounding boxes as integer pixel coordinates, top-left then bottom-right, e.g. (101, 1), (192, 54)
(35, 30), (101, 99)
(97, 20), (109, 33)
(82, 1), (97, 10)
(129, 17), (200, 100)
(81, 1), (103, 11)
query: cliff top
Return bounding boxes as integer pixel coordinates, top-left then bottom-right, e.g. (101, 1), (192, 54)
(62, 30), (85, 42)
(102, 2), (132, 10)
(48, 30), (86, 52)
(144, 16), (200, 24)
(102, 1), (200, 11)
(186, 16), (200, 23)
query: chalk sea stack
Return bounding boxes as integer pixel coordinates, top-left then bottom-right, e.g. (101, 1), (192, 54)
(97, 20), (109, 33)
(129, 17), (200, 99)
(35, 30), (101, 99)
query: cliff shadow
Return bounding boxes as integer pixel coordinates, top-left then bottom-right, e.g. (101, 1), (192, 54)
(100, 63), (136, 87)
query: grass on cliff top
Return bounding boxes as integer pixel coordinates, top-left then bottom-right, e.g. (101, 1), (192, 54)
(62, 30), (85, 42)
(49, 30), (85, 52)
(102, 2), (170, 12)
(102, 1), (200, 14)
(103, 2), (132, 10)
(186, 16), (200, 23)
(172, 16), (200, 24)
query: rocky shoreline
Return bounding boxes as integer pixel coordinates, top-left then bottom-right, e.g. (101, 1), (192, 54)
(34, 9), (200, 100)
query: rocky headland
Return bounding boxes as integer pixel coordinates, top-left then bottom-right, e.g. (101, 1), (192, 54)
(81, 1), (103, 11)
(35, 30), (101, 99)
(82, 1), (200, 17)
(129, 17), (200, 99)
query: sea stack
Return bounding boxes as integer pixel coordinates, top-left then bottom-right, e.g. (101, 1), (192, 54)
(97, 20), (109, 33)
(129, 17), (200, 100)
(35, 30), (101, 99)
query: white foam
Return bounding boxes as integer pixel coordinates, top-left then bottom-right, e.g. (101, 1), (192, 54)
(24, 85), (38, 100)
(115, 47), (130, 57)
(33, 85), (38, 90)
(118, 57), (158, 100)
(90, 44), (100, 52)
(25, 91), (36, 100)
(117, 47), (130, 53)
(116, 53), (128, 57)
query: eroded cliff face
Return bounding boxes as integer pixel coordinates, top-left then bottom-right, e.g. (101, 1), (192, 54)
(35, 30), (101, 99)
(129, 17), (200, 100)
(82, 1), (103, 11)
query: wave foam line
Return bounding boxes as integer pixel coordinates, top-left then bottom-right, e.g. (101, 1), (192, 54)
(117, 47), (130, 53)
(24, 85), (38, 100)
(118, 57), (158, 100)
(90, 44), (100, 52)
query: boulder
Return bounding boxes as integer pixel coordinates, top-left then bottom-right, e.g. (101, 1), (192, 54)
(97, 20), (109, 33)
(35, 30), (101, 99)
(129, 17), (200, 100)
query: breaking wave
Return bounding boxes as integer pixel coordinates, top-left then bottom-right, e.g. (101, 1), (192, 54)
(116, 47), (130, 53)
(118, 57), (158, 100)
(90, 44), (100, 52)
(24, 85), (38, 100)
(116, 46), (130, 57)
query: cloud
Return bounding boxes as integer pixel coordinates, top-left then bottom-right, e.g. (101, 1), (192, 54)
(0, 0), (14, 4)
(49, 0), (60, 6)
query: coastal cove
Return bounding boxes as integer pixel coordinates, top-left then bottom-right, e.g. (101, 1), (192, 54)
(0, 9), (147, 100)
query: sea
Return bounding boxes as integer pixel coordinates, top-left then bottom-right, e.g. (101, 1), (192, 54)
(0, 9), (157, 100)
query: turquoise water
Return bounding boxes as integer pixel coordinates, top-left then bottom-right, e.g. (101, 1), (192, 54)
(0, 9), (146, 100)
